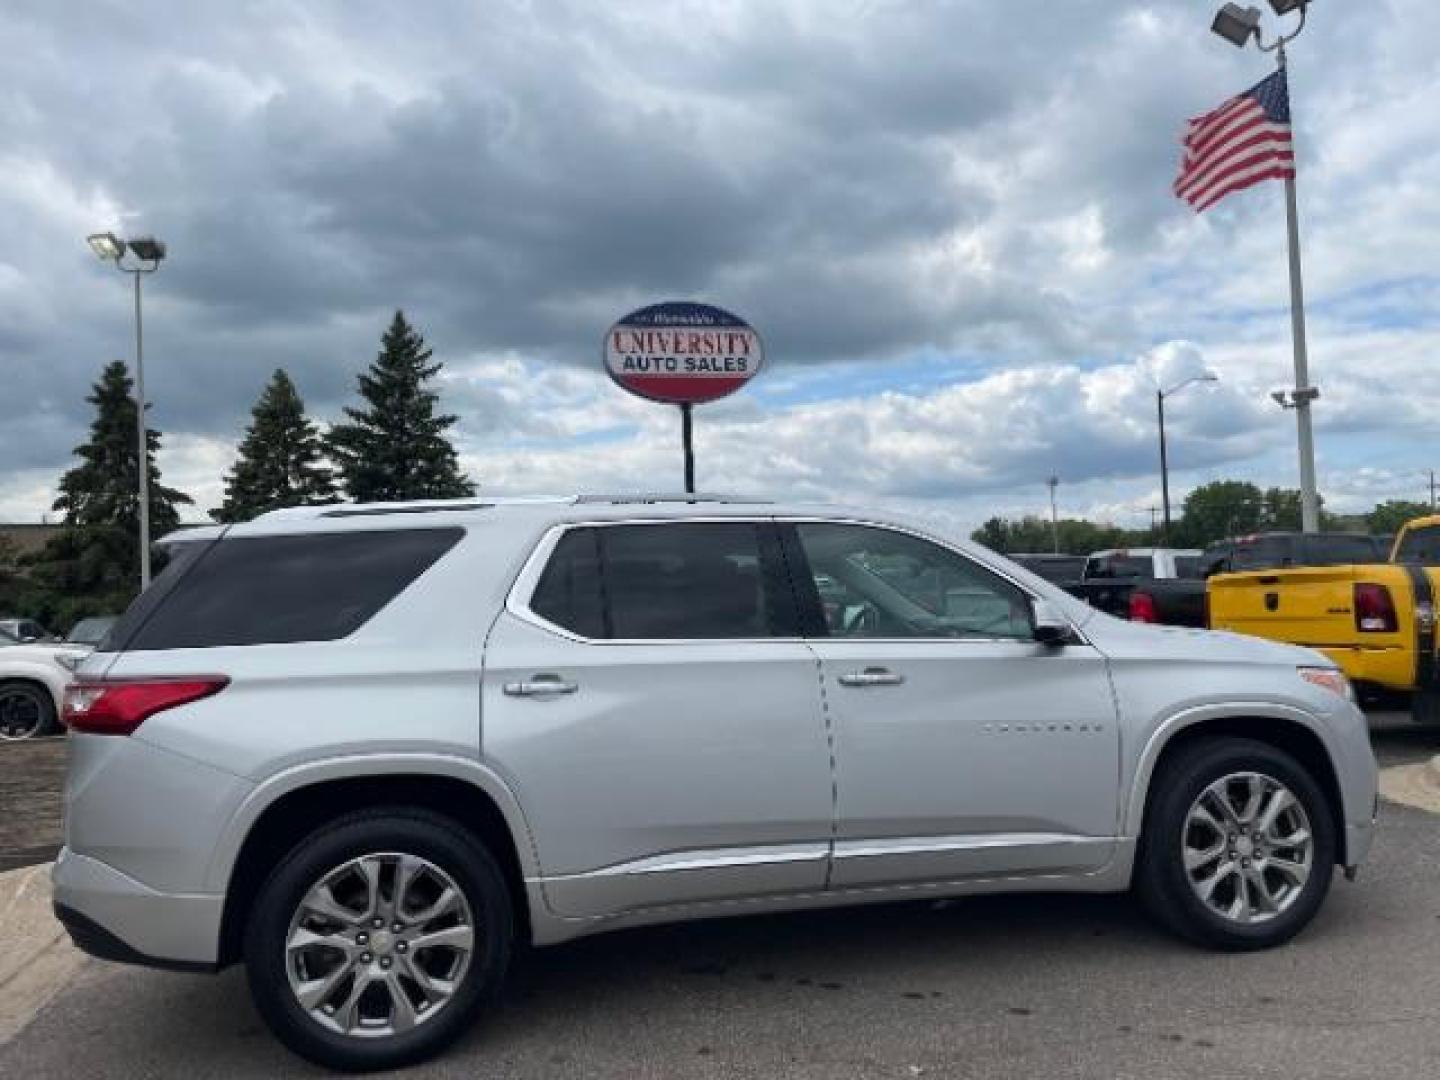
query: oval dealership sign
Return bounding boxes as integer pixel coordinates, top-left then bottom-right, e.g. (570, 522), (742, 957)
(604, 301), (764, 405)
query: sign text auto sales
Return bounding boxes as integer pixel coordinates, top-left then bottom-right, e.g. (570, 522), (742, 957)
(603, 301), (764, 405)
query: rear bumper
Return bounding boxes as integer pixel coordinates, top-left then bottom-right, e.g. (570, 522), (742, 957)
(51, 847), (223, 970)
(1313, 645), (1414, 693)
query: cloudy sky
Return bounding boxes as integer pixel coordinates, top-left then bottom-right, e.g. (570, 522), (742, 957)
(2, 0), (1437, 534)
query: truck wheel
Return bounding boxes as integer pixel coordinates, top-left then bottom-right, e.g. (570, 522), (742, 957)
(244, 808), (513, 1072)
(1136, 738), (1335, 951)
(0, 681), (57, 740)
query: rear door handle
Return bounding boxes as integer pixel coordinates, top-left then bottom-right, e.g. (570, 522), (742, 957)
(503, 674), (579, 697)
(838, 667), (905, 688)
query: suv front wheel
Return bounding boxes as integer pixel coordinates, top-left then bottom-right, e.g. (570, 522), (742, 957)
(244, 808), (513, 1072)
(1136, 738), (1335, 951)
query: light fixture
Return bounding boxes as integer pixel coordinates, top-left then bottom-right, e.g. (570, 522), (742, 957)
(1211, 3), (1262, 47)
(125, 237), (167, 264)
(1268, 0), (1308, 15)
(87, 232), (126, 261)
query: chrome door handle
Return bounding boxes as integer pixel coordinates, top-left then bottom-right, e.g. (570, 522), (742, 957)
(503, 674), (579, 697)
(838, 667), (905, 688)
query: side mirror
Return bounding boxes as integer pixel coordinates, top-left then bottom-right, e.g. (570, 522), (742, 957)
(1030, 599), (1074, 647)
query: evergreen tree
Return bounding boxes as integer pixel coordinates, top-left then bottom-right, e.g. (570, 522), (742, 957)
(327, 311), (475, 502)
(31, 361), (193, 625)
(213, 369), (338, 523)
(52, 361), (191, 534)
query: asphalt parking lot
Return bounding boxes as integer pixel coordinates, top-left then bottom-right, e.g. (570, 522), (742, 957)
(2, 717), (1438, 1079)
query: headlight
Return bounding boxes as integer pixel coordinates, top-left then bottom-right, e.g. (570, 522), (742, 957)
(1300, 666), (1354, 702)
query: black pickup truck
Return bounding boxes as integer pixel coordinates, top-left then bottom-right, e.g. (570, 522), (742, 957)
(1127, 532), (1389, 627)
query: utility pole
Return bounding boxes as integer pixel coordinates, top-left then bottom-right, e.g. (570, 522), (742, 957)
(1046, 476), (1060, 554)
(1429, 469), (1437, 510)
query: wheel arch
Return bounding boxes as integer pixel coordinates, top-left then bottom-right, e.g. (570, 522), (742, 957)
(1125, 707), (1348, 867)
(214, 763), (542, 968)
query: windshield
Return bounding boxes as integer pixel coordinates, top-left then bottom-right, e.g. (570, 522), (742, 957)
(1395, 525), (1440, 565)
(65, 616), (118, 646)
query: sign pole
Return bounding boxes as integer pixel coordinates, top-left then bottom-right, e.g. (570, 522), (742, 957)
(680, 403), (695, 494)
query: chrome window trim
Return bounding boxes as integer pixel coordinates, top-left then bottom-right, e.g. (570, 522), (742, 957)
(505, 516), (1091, 648)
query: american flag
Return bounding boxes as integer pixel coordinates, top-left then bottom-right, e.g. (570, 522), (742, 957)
(1175, 69), (1295, 212)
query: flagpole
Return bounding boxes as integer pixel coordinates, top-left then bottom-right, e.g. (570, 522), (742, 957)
(1277, 41), (1320, 533)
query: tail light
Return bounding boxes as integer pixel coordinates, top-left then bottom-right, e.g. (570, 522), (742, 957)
(63, 677), (229, 736)
(1353, 583), (1398, 633)
(1129, 591), (1159, 623)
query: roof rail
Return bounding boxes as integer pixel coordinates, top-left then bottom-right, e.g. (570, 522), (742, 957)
(573, 492), (770, 505)
(253, 496), (579, 523)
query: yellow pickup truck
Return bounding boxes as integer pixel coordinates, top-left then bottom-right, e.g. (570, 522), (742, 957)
(1208, 516), (1440, 719)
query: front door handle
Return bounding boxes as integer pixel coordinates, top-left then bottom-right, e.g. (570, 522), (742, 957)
(503, 674), (579, 698)
(838, 667), (905, 688)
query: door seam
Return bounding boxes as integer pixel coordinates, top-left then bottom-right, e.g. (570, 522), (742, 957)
(813, 652), (839, 889)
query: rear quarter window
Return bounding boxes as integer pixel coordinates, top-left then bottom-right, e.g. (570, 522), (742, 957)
(116, 528), (462, 650)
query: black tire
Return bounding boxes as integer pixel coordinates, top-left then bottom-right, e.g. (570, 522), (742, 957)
(1135, 738), (1335, 951)
(243, 808), (513, 1072)
(0, 680), (58, 740)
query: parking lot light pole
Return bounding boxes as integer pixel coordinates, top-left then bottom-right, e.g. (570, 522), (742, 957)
(1157, 373), (1219, 543)
(86, 232), (167, 589)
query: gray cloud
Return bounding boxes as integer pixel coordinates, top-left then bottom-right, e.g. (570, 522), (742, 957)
(0, 0), (1436, 522)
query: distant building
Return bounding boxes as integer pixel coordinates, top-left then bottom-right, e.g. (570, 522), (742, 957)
(0, 523), (62, 557)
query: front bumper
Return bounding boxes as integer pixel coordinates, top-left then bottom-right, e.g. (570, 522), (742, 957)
(51, 847), (223, 970)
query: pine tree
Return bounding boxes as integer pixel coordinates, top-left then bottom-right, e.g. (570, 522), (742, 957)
(52, 361), (192, 534)
(327, 312), (476, 502)
(32, 360), (193, 625)
(213, 369), (338, 523)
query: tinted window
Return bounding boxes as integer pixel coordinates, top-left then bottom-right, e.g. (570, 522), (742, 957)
(122, 528), (461, 650)
(601, 523), (780, 639)
(530, 529), (606, 639)
(1230, 536), (1294, 571)
(1085, 555), (1153, 580)
(1012, 555), (1085, 583)
(1175, 555), (1203, 579)
(795, 523), (1033, 640)
(1396, 525), (1440, 566)
(1306, 535), (1382, 566)
(103, 536), (219, 651)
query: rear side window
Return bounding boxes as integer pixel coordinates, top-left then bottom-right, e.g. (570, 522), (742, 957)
(1174, 555), (1203, 579)
(1085, 555), (1153, 579)
(1305, 535), (1382, 566)
(527, 522), (792, 639)
(1230, 536), (1292, 571)
(529, 529), (606, 639)
(119, 528), (462, 650)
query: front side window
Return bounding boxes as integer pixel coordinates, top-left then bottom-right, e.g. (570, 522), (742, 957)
(794, 523), (1034, 640)
(528, 522), (789, 640)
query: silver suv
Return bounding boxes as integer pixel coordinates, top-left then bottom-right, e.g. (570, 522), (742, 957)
(54, 496), (1378, 1071)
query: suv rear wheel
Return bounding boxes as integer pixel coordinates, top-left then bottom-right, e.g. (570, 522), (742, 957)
(1136, 738), (1335, 951)
(243, 808), (513, 1072)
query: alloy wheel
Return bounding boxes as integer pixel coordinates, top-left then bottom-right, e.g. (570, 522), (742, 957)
(0, 686), (47, 740)
(1181, 771), (1314, 925)
(285, 853), (475, 1038)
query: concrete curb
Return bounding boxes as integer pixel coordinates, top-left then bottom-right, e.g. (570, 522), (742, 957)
(0, 863), (86, 1045)
(1378, 755), (1440, 816)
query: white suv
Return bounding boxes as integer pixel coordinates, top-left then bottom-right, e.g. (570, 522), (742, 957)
(54, 496), (1378, 1071)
